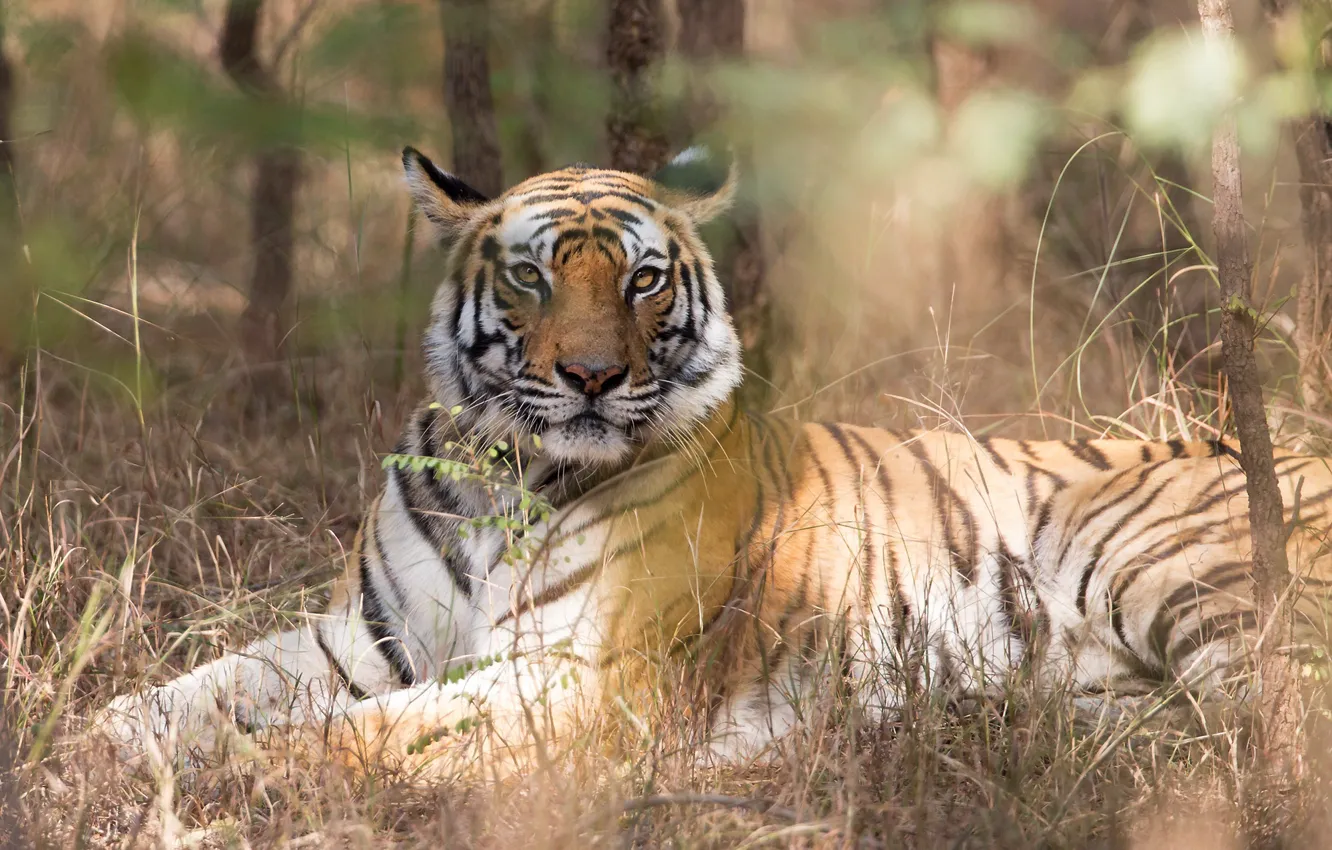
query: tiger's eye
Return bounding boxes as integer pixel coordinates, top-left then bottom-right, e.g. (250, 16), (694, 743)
(631, 268), (661, 290)
(512, 263), (542, 286)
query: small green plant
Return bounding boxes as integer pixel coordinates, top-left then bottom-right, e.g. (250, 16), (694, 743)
(380, 417), (555, 564)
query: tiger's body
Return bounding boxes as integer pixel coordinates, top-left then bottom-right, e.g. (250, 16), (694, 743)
(98, 147), (1332, 778)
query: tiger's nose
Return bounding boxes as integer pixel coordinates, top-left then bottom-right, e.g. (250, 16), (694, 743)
(556, 362), (627, 397)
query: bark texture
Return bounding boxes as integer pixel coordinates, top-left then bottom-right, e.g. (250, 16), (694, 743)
(440, 0), (503, 197)
(606, 0), (669, 174)
(1198, 0), (1301, 778)
(220, 0), (302, 368)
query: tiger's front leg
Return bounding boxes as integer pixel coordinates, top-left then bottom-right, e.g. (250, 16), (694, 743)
(282, 650), (592, 781)
(93, 610), (396, 767)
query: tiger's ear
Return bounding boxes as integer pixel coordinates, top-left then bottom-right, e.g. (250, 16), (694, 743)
(653, 146), (737, 225)
(402, 146), (491, 238)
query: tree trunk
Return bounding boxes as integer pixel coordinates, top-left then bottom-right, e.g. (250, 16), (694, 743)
(605, 0), (669, 174)
(676, 0), (743, 89)
(220, 0), (302, 373)
(440, 0), (503, 197)
(932, 39), (1010, 304)
(676, 0), (771, 403)
(0, 10), (17, 231)
(1291, 117), (1332, 434)
(513, 0), (554, 178)
(1197, 0), (1302, 781)
(929, 35), (1019, 354)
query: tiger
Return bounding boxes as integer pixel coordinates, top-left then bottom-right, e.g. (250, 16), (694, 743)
(95, 144), (1332, 780)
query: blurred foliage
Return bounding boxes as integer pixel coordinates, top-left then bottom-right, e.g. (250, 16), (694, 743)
(307, 3), (435, 90)
(3, 0), (1332, 426)
(107, 31), (420, 153)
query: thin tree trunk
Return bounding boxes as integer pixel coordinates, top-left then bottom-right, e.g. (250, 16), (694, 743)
(605, 0), (669, 174)
(220, 0), (302, 371)
(676, 0), (743, 79)
(440, 0), (503, 197)
(676, 0), (771, 402)
(0, 10), (17, 231)
(931, 38), (1013, 315)
(1198, 0), (1302, 780)
(513, 0), (554, 178)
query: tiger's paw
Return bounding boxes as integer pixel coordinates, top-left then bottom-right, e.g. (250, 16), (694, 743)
(89, 688), (197, 770)
(271, 705), (494, 784)
(88, 686), (269, 773)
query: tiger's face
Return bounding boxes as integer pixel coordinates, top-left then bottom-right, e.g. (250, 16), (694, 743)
(403, 147), (744, 465)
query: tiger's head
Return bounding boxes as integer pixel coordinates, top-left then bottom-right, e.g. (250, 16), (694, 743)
(403, 146), (744, 466)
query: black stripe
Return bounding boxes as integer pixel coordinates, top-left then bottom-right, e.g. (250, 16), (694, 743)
(392, 464), (475, 598)
(847, 430), (914, 658)
(1155, 559), (1252, 650)
(1209, 439), (1242, 460)
(902, 437), (978, 584)
(1105, 524), (1220, 635)
(1079, 478), (1173, 618)
(677, 261), (698, 343)
(995, 541), (1033, 652)
(494, 561), (601, 627)
(1055, 464), (1162, 574)
(358, 551), (416, 686)
(590, 224), (626, 247)
(977, 436), (1010, 473)
(315, 627), (368, 700)
(370, 521), (412, 612)
(822, 424), (876, 609)
(528, 206), (580, 221)
(693, 260), (710, 316)
(1068, 439), (1111, 470)
(603, 207), (643, 227)
(514, 189), (658, 211)
(1172, 609), (1260, 660)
